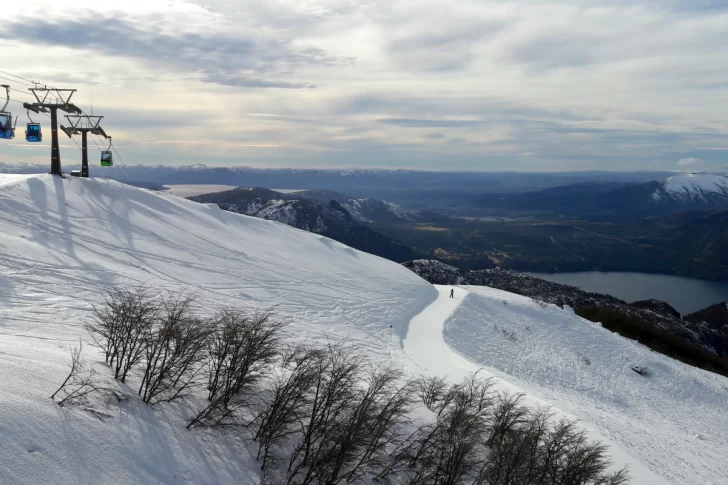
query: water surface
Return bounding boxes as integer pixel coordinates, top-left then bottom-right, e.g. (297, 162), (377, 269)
(527, 271), (728, 315)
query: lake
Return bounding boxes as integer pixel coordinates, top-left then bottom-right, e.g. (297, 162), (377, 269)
(163, 184), (239, 197)
(527, 271), (728, 315)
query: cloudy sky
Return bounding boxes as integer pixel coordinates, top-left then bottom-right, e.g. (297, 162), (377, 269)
(0, 0), (727, 172)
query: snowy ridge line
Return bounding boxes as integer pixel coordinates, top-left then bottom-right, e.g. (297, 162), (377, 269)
(403, 286), (670, 484)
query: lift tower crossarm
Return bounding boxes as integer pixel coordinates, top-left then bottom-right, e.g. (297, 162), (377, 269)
(23, 87), (83, 176)
(61, 115), (106, 178)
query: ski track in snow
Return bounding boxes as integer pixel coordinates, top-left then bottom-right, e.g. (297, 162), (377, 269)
(0, 174), (725, 484)
(403, 287), (673, 485)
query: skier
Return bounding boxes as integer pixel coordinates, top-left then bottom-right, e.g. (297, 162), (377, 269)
(450, 289), (454, 298)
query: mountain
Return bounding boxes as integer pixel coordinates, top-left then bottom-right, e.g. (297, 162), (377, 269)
(188, 187), (422, 262)
(477, 173), (728, 219)
(1, 174), (726, 484)
(294, 190), (448, 223)
(0, 163), (675, 199)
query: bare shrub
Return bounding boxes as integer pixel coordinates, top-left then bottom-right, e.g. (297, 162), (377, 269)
(51, 341), (111, 406)
(276, 346), (418, 485)
(284, 344), (362, 484)
(138, 293), (211, 405)
(378, 374), (628, 485)
(86, 286), (159, 382)
(188, 308), (284, 428)
(253, 346), (323, 471)
(417, 375), (448, 412)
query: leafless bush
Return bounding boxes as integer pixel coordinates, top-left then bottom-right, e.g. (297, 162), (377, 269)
(379, 374), (628, 485)
(51, 341), (111, 406)
(137, 293), (211, 405)
(479, 415), (629, 485)
(417, 376), (448, 412)
(253, 346), (324, 470)
(188, 308), (284, 428)
(278, 345), (417, 485)
(86, 286), (158, 382)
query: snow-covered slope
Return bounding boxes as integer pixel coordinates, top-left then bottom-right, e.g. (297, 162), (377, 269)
(0, 174), (434, 485)
(1, 174), (725, 484)
(442, 286), (728, 485)
(657, 172), (728, 202)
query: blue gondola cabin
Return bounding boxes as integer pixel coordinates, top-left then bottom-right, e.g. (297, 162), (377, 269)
(0, 113), (14, 139)
(26, 123), (42, 142)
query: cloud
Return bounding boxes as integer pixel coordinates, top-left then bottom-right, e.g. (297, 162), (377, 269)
(677, 157), (704, 166)
(0, 13), (344, 89)
(377, 118), (484, 128)
(2, 1), (728, 171)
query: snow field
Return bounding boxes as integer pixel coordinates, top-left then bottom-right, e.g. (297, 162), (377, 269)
(402, 287), (669, 485)
(441, 286), (728, 485)
(0, 174), (434, 484)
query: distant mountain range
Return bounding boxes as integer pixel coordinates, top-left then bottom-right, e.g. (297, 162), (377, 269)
(478, 173), (728, 219)
(189, 188), (424, 262)
(0, 162), (675, 198)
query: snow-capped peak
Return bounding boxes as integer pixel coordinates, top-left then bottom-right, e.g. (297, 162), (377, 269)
(658, 173), (728, 201)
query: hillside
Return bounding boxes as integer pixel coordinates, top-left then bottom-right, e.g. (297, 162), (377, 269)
(476, 173), (728, 219)
(379, 209), (728, 279)
(0, 174), (726, 484)
(403, 260), (728, 358)
(0, 174), (432, 484)
(189, 187), (423, 262)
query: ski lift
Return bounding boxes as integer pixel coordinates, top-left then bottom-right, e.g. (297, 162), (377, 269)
(101, 137), (113, 166)
(0, 85), (16, 140)
(25, 109), (42, 142)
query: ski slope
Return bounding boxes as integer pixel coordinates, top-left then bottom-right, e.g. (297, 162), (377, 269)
(0, 174), (434, 484)
(0, 173), (725, 484)
(441, 286), (728, 485)
(403, 287), (670, 485)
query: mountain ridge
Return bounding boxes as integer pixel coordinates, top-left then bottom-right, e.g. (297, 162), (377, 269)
(189, 187), (423, 263)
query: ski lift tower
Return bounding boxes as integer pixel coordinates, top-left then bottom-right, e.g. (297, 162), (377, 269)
(23, 87), (83, 176)
(61, 115), (107, 178)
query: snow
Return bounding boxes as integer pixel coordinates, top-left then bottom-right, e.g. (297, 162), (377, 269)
(404, 287), (671, 485)
(0, 173), (724, 484)
(0, 174), (433, 484)
(659, 172), (728, 201)
(442, 286), (728, 485)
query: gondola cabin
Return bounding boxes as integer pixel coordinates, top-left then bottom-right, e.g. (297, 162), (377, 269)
(26, 123), (42, 142)
(0, 113), (15, 139)
(101, 151), (113, 167)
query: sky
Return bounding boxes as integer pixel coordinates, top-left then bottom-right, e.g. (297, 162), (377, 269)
(0, 0), (727, 172)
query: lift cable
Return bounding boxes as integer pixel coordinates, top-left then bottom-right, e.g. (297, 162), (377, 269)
(0, 70), (44, 87)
